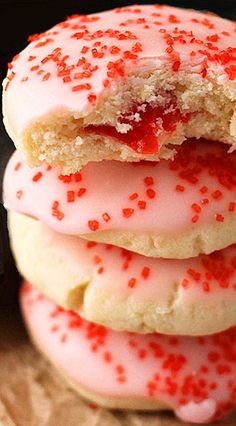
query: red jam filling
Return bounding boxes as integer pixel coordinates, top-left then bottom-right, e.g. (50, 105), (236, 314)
(87, 103), (191, 154)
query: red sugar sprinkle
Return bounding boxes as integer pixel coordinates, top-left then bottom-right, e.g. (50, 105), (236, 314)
(215, 213), (224, 222)
(87, 241), (97, 249)
(42, 72), (51, 81)
(60, 333), (67, 343)
(74, 172), (82, 182)
(67, 190), (75, 202)
(88, 93), (97, 104)
(98, 267), (104, 274)
(172, 60), (180, 72)
(142, 266), (150, 279)
(192, 215), (199, 223)
(14, 162), (21, 171)
(52, 201), (59, 210)
(191, 203), (202, 213)
(102, 212), (111, 222)
(229, 202), (236, 212)
(51, 200), (65, 221)
(110, 46), (121, 55)
(138, 349), (147, 359)
(212, 190), (223, 199)
(144, 176), (154, 186)
(187, 268), (201, 281)
(72, 83), (91, 91)
(129, 192), (138, 201)
(181, 278), (189, 288)
(138, 200), (146, 209)
(146, 188), (156, 199)
(201, 198), (209, 205)
(116, 365), (125, 374)
(93, 255), (101, 264)
(203, 281), (210, 292)
(88, 403), (98, 410)
(32, 172), (42, 182)
(88, 220), (99, 231)
(16, 190), (23, 199)
(63, 76), (72, 83)
(103, 79), (110, 88)
(52, 210), (64, 221)
(77, 188), (86, 197)
(122, 208), (134, 218)
(175, 184), (185, 192)
(103, 351), (112, 363)
(128, 277), (137, 288)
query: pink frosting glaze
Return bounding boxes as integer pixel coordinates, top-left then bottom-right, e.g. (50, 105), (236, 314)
(3, 4), (236, 141)
(21, 283), (236, 423)
(3, 140), (236, 237)
(14, 216), (236, 312)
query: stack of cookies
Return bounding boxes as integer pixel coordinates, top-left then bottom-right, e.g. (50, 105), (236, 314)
(3, 4), (236, 424)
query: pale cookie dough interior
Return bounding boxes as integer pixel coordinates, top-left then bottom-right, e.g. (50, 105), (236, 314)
(3, 4), (236, 173)
(9, 212), (236, 336)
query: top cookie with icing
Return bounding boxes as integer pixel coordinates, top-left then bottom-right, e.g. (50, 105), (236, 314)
(3, 4), (236, 173)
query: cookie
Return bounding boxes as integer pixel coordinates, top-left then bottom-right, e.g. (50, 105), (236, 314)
(4, 140), (236, 258)
(21, 282), (236, 423)
(9, 211), (236, 336)
(3, 5), (236, 173)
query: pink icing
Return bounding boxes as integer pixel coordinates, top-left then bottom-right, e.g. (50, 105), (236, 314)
(16, 218), (236, 311)
(4, 140), (236, 238)
(21, 283), (236, 423)
(3, 4), (236, 141)
(175, 399), (217, 423)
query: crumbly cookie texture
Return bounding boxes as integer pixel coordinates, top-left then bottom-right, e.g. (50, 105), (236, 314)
(4, 140), (236, 258)
(3, 4), (236, 173)
(10, 212), (236, 336)
(21, 283), (236, 423)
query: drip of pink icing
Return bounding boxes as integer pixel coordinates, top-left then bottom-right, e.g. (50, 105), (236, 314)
(3, 139), (236, 237)
(21, 283), (236, 424)
(175, 399), (217, 423)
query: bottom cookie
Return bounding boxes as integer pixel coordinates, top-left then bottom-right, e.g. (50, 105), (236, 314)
(20, 282), (236, 424)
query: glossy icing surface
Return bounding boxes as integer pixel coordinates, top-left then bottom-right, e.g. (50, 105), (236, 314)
(3, 4), (236, 139)
(12, 213), (236, 305)
(21, 283), (236, 423)
(4, 140), (236, 237)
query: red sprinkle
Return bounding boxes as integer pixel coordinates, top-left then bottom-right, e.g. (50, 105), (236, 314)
(122, 208), (134, 218)
(144, 176), (154, 186)
(88, 220), (99, 231)
(146, 188), (156, 199)
(142, 266), (150, 279)
(215, 213), (224, 222)
(67, 190), (75, 202)
(129, 192), (138, 201)
(138, 200), (146, 209)
(14, 162), (21, 171)
(77, 188), (86, 197)
(175, 184), (185, 192)
(128, 277), (137, 288)
(16, 190), (23, 199)
(32, 172), (42, 182)
(102, 212), (111, 222)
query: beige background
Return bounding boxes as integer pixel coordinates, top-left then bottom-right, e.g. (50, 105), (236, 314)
(0, 308), (236, 426)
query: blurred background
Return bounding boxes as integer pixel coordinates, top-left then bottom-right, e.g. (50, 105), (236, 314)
(0, 0), (236, 306)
